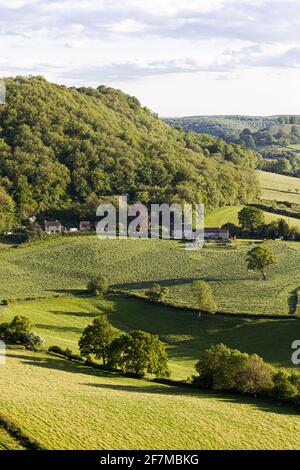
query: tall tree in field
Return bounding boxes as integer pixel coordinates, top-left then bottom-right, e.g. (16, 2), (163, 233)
(109, 330), (169, 378)
(192, 280), (217, 318)
(238, 206), (265, 232)
(246, 244), (277, 280)
(79, 315), (113, 365)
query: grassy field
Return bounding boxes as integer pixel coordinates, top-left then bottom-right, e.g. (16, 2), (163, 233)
(0, 428), (24, 450)
(205, 206), (243, 227)
(3, 295), (299, 380)
(0, 348), (299, 450)
(257, 170), (300, 204)
(1, 237), (300, 315)
(288, 144), (300, 152)
(206, 205), (300, 229)
(0, 233), (300, 450)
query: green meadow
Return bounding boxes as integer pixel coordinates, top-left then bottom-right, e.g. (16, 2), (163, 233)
(0, 428), (24, 450)
(0, 233), (300, 449)
(1, 348), (300, 450)
(2, 295), (299, 379)
(206, 204), (300, 229)
(257, 170), (300, 204)
(0, 237), (300, 315)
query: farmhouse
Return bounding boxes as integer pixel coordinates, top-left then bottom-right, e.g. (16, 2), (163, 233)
(204, 227), (229, 240)
(79, 220), (92, 231)
(44, 219), (62, 234)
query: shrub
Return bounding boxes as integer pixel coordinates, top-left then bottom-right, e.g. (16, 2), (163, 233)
(109, 330), (170, 378)
(0, 315), (34, 344)
(271, 370), (299, 401)
(8, 315), (33, 343)
(48, 345), (65, 355)
(194, 343), (248, 390)
(194, 344), (275, 397)
(24, 332), (44, 351)
(87, 277), (109, 297)
(0, 322), (10, 339)
(145, 283), (169, 303)
(235, 354), (274, 396)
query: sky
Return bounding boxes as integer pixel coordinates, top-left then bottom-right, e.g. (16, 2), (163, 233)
(0, 0), (300, 116)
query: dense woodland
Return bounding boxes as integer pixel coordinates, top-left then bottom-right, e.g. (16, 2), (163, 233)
(0, 76), (258, 226)
(165, 115), (300, 148)
(166, 115), (300, 178)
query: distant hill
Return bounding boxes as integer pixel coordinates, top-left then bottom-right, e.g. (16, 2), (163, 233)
(164, 115), (279, 141)
(0, 77), (258, 224)
(165, 115), (300, 177)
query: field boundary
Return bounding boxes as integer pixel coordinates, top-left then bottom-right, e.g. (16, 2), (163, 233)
(0, 414), (45, 450)
(111, 289), (299, 320)
(2, 289), (299, 321)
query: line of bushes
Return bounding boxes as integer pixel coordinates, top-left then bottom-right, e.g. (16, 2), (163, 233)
(193, 343), (300, 404)
(250, 201), (300, 220)
(0, 414), (46, 450)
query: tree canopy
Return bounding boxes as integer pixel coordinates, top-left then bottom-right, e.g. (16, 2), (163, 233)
(246, 244), (278, 280)
(0, 76), (259, 222)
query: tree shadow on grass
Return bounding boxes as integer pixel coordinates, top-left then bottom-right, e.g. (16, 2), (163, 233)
(6, 352), (300, 418)
(6, 352), (114, 378)
(288, 288), (298, 315)
(113, 276), (250, 290)
(35, 323), (84, 334)
(46, 288), (87, 296)
(49, 310), (100, 319)
(84, 382), (300, 417)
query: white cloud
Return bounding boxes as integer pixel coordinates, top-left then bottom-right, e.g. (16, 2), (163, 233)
(0, 0), (299, 114)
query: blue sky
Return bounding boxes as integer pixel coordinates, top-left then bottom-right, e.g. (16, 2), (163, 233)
(1, 0), (300, 116)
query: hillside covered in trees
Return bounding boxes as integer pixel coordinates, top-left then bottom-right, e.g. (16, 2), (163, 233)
(0, 77), (258, 225)
(165, 115), (300, 148)
(166, 115), (300, 178)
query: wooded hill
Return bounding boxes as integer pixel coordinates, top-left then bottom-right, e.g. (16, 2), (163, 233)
(0, 77), (258, 223)
(165, 115), (300, 148)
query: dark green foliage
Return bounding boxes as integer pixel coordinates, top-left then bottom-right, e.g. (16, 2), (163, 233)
(271, 370), (299, 402)
(193, 344), (296, 400)
(251, 200), (300, 221)
(166, 115), (300, 149)
(0, 186), (15, 233)
(166, 115), (300, 177)
(222, 222), (242, 237)
(235, 354), (274, 395)
(87, 277), (109, 297)
(109, 330), (170, 378)
(79, 315), (114, 365)
(238, 206), (265, 232)
(165, 115), (279, 142)
(246, 244), (277, 280)
(146, 283), (169, 303)
(1, 315), (34, 343)
(23, 332), (44, 351)
(0, 77), (258, 222)
(259, 150), (300, 177)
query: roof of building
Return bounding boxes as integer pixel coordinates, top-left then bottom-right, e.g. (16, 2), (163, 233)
(45, 219), (61, 227)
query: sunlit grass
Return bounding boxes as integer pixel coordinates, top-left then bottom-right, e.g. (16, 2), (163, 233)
(1, 349), (300, 450)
